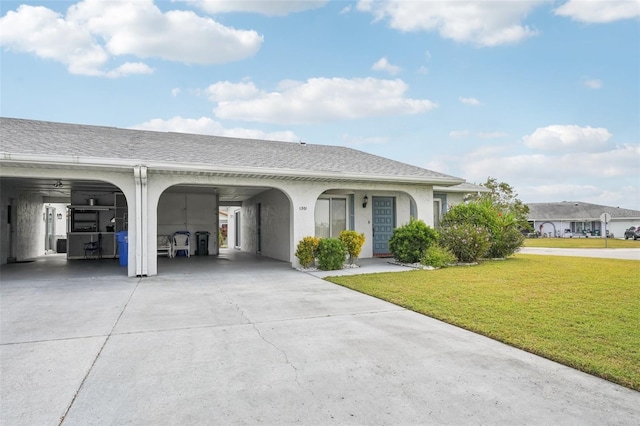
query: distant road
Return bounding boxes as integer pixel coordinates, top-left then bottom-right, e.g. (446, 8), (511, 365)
(519, 247), (640, 261)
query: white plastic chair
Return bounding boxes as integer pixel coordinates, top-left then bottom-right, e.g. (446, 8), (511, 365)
(157, 235), (173, 258)
(172, 232), (190, 257)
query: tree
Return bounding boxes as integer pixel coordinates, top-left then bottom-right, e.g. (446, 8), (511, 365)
(472, 177), (531, 231)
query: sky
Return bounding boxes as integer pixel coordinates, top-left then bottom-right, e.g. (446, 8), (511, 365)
(1, 0), (639, 210)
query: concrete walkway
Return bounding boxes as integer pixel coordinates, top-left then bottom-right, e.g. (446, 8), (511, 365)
(1, 252), (639, 425)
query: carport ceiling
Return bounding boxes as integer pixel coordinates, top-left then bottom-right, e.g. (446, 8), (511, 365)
(0, 177), (270, 203)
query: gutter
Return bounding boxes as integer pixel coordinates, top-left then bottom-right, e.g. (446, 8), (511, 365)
(1, 152), (465, 186)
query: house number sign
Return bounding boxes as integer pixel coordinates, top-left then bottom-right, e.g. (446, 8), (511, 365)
(299, 206), (307, 210)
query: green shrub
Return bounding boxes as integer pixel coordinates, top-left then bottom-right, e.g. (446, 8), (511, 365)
(317, 238), (347, 271)
(439, 223), (491, 263)
(487, 215), (525, 258)
(442, 199), (524, 259)
(339, 230), (365, 264)
(421, 244), (457, 268)
(389, 218), (438, 264)
(295, 236), (320, 268)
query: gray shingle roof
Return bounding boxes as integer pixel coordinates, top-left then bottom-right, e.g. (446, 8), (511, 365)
(527, 202), (640, 220)
(0, 117), (463, 184)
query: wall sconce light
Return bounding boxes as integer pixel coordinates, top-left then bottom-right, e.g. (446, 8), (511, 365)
(53, 180), (63, 188)
(362, 195), (368, 208)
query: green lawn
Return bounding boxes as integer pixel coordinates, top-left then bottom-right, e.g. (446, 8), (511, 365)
(326, 254), (640, 390)
(524, 237), (640, 249)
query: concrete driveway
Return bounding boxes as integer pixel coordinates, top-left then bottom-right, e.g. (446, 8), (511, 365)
(1, 252), (639, 425)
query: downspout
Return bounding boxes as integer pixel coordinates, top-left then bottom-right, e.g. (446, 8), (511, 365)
(140, 166), (148, 276)
(134, 166), (143, 277)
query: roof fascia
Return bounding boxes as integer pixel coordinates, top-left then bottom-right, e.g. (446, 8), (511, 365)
(1, 153), (465, 186)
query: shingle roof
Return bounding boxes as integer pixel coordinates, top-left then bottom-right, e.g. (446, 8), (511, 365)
(527, 202), (640, 220)
(0, 117), (463, 184)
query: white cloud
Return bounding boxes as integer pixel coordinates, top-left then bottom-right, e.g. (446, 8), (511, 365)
(0, 5), (109, 76)
(182, 0), (329, 16)
(459, 96), (481, 106)
(210, 78), (437, 124)
(204, 81), (261, 102)
(478, 131), (509, 139)
(449, 130), (470, 139)
(0, 1), (263, 77)
(372, 57), (402, 75)
(555, 0), (640, 23)
(68, 0), (263, 63)
(106, 62), (154, 78)
(461, 144), (638, 183)
(357, 0), (539, 46)
(583, 78), (603, 89)
(172, 88), (181, 97)
(446, 142), (640, 208)
(131, 116), (299, 141)
(523, 125), (612, 152)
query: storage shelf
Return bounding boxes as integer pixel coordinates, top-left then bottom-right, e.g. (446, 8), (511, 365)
(67, 192), (127, 260)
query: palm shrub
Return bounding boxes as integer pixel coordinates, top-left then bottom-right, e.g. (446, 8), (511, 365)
(339, 230), (365, 264)
(317, 238), (347, 270)
(295, 236), (320, 268)
(420, 244), (457, 268)
(438, 223), (491, 263)
(389, 218), (438, 264)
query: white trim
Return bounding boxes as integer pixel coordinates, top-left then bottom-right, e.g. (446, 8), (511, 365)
(1, 153), (464, 186)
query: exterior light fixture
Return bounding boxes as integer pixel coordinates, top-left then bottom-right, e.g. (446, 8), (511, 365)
(53, 180), (63, 188)
(362, 195), (368, 208)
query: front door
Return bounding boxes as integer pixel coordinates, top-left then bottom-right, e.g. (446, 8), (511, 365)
(372, 197), (395, 257)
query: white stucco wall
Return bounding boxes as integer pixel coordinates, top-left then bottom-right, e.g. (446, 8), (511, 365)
(0, 182), (45, 263)
(157, 192), (219, 255)
(535, 219), (637, 239)
(242, 189), (291, 261)
(1, 181), (16, 263)
(609, 220), (638, 239)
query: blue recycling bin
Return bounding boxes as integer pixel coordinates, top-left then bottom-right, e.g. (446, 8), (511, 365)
(116, 231), (128, 266)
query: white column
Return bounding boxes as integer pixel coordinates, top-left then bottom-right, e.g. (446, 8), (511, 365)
(281, 182), (327, 267)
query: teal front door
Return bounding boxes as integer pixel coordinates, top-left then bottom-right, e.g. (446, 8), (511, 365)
(372, 197), (395, 257)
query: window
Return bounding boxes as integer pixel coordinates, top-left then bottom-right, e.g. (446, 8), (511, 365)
(433, 199), (442, 228)
(315, 197), (347, 238)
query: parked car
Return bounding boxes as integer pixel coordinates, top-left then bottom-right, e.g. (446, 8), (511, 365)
(624, 226), (640, 240)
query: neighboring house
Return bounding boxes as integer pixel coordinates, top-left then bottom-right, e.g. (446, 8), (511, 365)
(527, 201), (640, 238)
(1, 117), (482, 276)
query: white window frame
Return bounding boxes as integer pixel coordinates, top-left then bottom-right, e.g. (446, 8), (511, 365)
(315, 196), (348, 238)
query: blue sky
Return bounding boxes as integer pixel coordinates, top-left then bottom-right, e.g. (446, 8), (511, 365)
(2, 0), (639, 209)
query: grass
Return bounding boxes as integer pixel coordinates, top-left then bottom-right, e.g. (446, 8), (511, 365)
(524, 238), (640, 249)
(326, 254), (640, 390)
